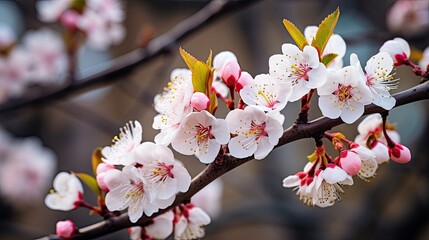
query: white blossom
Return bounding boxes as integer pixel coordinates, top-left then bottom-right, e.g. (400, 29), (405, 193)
(350, 52), (397, 110)
(192, 179), (223, 218)
(269, 44), (327, 101)
(318, 66), (372, 124)
(36, 0), (72, 22)
(134, 142), (191, 201)
(226, 106), (283, 159)
(351, 144), (378, 179)
(240, 73), (292, 111)
(171, 111), (229, 164)
(102, 121), (142, 166)
(129, 211), (174, 240)
(45, 172), (83, 211)
(105, 166), (174, 223)
(0, 138), (56, 207)
(174, 204), (211, 240)
(379, 37), (410, 65)
(153, 69), (193, 146)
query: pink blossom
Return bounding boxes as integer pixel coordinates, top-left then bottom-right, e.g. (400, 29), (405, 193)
(338, 150), (362, 176)
(191, 92), (210, 112)
(221, 60), (241, 88)
(389, 143), (411, 164)
(56, 220), (76, 239)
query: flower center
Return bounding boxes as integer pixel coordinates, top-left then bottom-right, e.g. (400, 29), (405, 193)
(257, 90), (279, 108)
(152, 163), (174, 181)
(333, 84), (353, 102)
(245, 121), (267, 140)
(290, 64), (310, 81)
(195, 124), (213, 144)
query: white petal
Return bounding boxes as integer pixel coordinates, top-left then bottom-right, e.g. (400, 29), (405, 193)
(188, 207), (211, 225)
(210, 119), (230, 144)
(228, 135), (257, 159)
(322, 166), (348, 184)
(197, 139), (220, 164)
(318, 96), (341, 119)
(254, 137), (274, 159)
(340, 101), (365, 124)
(105, 185), (133, 212)
(283, 175), (301, 188)
(306, 63), (327, 89)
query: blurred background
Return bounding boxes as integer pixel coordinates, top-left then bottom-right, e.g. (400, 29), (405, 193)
(0, 0), (428, 239)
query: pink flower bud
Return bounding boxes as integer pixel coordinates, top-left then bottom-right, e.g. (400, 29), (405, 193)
(389, 143), (411, 164)
(191, 92), (210, 112)
(96, 172), (109, 192)
(235, 71), (254, 92)
(96, 163), (115, 175)
(60, 10), (80, 30)
(221, 60), (241, 88)
(370, 141), (390, 164)
(56, 220), (76, 239)
(339, 150), (362, 176)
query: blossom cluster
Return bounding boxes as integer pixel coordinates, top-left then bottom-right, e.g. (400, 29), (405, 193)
(0, 128), (56, 207)
(283, 114), (411, 207)
(37, 0), (126, 50)
(0, 25), (68, 103)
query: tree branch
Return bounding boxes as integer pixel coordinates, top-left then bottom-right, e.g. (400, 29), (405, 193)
(0, 0), (261, 114)
(37, 81), (429, 240)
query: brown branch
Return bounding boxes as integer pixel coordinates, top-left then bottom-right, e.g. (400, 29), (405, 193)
(0, 0), (261, 114)
(37, 81), (429, 240)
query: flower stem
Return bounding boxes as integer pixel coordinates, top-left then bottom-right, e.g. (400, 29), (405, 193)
(296, 89), (315, 124)
(381, 112), (395, 148)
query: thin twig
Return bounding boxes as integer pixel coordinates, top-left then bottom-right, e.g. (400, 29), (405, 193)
(0, 0), (261, 114)
(37, 81), (429, 240)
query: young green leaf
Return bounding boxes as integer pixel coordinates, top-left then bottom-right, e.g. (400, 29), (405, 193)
(321, 53), (338, 67)
(312, 7), (340, 56)
(179, 47), (198, 71)
(206, 49), (213, 68)
(74, 172), (101, 196)
(282, 19), (308, 50)
(192, 61), (210, 94)
(91, 147), (103, 176)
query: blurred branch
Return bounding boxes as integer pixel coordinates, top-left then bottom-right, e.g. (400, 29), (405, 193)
(38, 81), (429, 240)
(0, 0), (261, 114)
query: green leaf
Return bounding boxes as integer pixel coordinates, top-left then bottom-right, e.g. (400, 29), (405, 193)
(321, 53), (338, 67)
(192, 61), (210, 94)
(74, 172), (101, 196)
(282, 19), (308, 50)
(179, 47), (198, 71)
(312, 7), (340, 56)
(206, 69), (218, 113)
(91, 148), (103, 176)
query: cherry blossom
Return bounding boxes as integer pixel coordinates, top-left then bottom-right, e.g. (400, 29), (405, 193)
(240, 74), (292, 111)
(0, 47), (30, 101)
(318, 66), (372, 124)
(36, 0), (72, 22)
(386, 0), (429, 36)
(174, 203), (211, 240)
(220, 60), (241, 88)
(96, 163), (116, 192)
(226, 106), (283, 159)
(388, 143), (411, 164)
(129, 211), (174, 240)
(56, 220), (76, 239)
(102, 121), (142, 166)
(0, 138), (56, 206)
(104, 166), (174, 223)
(0, 24), (16, 48)
(171, 111), (230, 164)
(379, 37), (411, 66)
(22, 28), (68, 84)
(338, 150), (361, 176)
(190, 92), (210, 112)
(134, 142), (191, 201)
(269, 44), (327, 101)
(45, 172), (83, 211)
(213, 51), (238, 97)
(283, 161), (317, 206)
(304, 25), (346, 69)
(350, 144), (378, 179)
(350, 52), (397, 110)
(153, 69), (193, 146)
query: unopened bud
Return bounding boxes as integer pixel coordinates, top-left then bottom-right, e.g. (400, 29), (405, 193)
(56, 220), (76, 239)
(96, 163), (115, 175)
(221, 60), (241, 88)
(389, 143), (411, 164)
(339, 150), (361, 176)
(191, 92), (210, 112)
(60, 10), (80, 31)
(235, 71), (254, 92)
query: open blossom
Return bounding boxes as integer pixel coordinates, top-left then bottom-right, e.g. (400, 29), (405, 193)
(226, 106), (283, 159)
(318, 66), (372, 124)
(386, 0), (429, 36)
(102, 121), (142, 166)
(105, 166), (174, 223)
(350, 144), (378, 179)
(269, 44), (327, 101)
(22, 28), (68, 84)
(350, 52), (397, 110)
(240, 74), (292, 111)
(129, 211), (174, 240)
(0, 47), (30, 100)
(45, 172), (83, 211)
(379, 37), (410, 66)
(0, 138), (56, 206)
(174, 204), (211, 240)
(171, 111), (230, 164)
(134, 142), (191, 201)
(304, 25), (346, 69)
(153, 69), (193, 146)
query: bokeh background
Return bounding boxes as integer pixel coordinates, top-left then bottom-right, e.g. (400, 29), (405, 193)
(0, 0), (428, 239)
